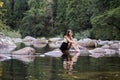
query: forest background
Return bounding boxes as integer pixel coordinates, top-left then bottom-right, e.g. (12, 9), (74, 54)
(0, 0), (120, 40)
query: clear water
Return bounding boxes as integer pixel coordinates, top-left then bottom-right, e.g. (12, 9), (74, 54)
(0, 44), (120, 80)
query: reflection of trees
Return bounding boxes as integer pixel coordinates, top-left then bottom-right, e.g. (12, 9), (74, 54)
(27, 57), (53, 80)
(50, 58), (63, 80)
(69, 56), (120, 72)
(1, 59), (27, 80)
(74, 56), (91, 72)
(0, 63), (2, 79)
(89, 57), (120, 72)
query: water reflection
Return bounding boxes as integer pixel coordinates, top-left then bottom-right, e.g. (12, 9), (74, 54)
(61, 50), (80, 75)
(1, 59), (27, 80)
(0, 56), (120, 80)
(12, 55), (35, 63)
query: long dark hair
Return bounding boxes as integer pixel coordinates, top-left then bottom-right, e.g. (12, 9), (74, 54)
(64, 29), (72, 36)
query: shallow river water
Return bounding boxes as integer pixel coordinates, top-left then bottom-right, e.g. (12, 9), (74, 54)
(0, 44), (120, 80)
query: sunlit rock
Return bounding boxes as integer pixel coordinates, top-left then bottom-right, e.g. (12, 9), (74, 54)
(118, 49), (120, 56)
(110, 43), (120, 50)
(48, 37), (62, 42)
(48, 41), (63, 48)
(33, 38), (48, 48)
(104, 49), (116, 56)
(0, 54), (11, 61)
(39, 54), (45, 57)
(0, 38), (16, 53)
(23, 36), (36, 46)
(12, 38), (23, 43)
(44, 49), (63, 57)
(44, 47), (89, 57)
(12, 47), (35, 55)
(101, 45), (110, 49)
(96, 40), (110, 46)
(78, 38), (95, 47)
(89, 48), (105, 58)
(69, 47), (89, 56)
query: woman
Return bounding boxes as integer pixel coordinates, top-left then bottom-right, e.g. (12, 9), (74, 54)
(60, 29), (80, 52)
(64, 29), (80, 52)
(59, 29), (80, 74)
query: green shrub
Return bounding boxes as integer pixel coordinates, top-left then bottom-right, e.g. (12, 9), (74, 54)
(0, 20), (21, 38)
(3, 29), (21, 38)
(91, 6), (120, 40)
(74, 29), (91, 39)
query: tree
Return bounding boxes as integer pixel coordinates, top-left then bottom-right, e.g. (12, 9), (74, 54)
(20, 0), (48, 37)
(53, 0), (94, 34)
(91, 6), (120, 40)
(2, 0), (28, 29)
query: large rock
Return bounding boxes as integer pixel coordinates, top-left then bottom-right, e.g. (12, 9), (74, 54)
(101, 45), (110, 49)
(69, 48), (89, 56)
(118, 49), (120, 56)
(33, 38), (48, 48)
(89, 48), (105, 58)
(48, 37), (62, 42)
(110, 43), (120, 50)
(44, 47), (89, 57)
(78, 38), (95, 47)
(23, 36), (36, 46)
(48, 41), (63, 48)
(104, 49), (116, 56)
(0, 54), (11, 61)
(96, 40), (109, 46)
(44, 49), (63, 57)
(12, 38), (23, 43)
(0, 38), (16, 53)
(89, 47), (117, 58)
(12, 47), (35, 55)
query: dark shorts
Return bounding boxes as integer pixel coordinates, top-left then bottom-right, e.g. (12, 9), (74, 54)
(59, 42), (69, 51)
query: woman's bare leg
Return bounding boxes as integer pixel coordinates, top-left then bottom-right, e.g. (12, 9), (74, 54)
(71, 42), (80, 53)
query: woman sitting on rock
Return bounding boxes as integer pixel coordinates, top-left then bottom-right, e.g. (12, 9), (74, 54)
(59, 29), (80, 74)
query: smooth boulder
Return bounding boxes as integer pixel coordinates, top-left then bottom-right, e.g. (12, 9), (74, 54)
(12, 47), (35, 55)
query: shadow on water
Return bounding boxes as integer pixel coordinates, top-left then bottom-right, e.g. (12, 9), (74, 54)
(0, 43), (120, 80)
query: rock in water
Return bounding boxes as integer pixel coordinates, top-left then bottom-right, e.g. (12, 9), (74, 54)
(12, 47), (35, 55)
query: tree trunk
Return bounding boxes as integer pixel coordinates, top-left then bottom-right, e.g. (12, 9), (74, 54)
(9, 0), (14, 15)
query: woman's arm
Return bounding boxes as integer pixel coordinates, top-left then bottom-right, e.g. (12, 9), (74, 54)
(64, 36), (74, 43)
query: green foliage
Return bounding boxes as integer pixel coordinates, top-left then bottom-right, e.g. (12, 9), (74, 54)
(20, 0), (48, 37)
(1, 0), (120, 40)
(93, 0), (120, 14)
(75, 29), (91, 39)
(2, 0), (28, 29)
(54, 0), (93, 34)
(0, 20), (21, 38)
(3, 29), (21, 38)
(91, 6), (120, 40)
